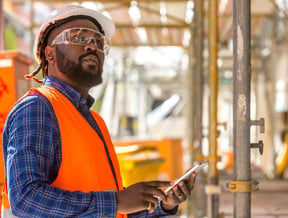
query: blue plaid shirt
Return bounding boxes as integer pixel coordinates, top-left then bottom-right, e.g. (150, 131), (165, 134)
(2, 76), (177, 217)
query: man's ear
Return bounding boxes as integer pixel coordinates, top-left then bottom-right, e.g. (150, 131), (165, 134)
(45, 46), (55, 63)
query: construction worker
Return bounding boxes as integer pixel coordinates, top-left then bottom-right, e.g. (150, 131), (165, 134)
(1, 5), (196, 217)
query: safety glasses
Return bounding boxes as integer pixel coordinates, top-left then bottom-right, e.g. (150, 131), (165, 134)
(51, 28), (110, 55)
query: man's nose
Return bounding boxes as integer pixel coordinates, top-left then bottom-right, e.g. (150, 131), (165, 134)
(84, 38), (98, 51)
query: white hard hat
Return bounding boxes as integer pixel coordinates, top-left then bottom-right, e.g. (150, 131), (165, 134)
(34, 5), (115, 63)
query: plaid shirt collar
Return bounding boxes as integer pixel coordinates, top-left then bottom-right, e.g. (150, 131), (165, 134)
(43, 76), (95, 108)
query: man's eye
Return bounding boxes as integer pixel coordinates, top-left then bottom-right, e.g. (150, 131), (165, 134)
(96, 39), (104, 48)
(71, 34), (85, 43)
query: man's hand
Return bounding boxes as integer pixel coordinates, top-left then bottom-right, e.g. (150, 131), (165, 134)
(161, 172), (196, 211)
(116, 181), (171, 214)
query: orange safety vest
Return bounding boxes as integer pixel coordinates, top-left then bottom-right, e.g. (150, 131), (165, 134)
(2, 86), (127, 218)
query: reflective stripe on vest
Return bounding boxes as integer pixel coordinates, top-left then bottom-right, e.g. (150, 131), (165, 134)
(2, 86), (126, 218)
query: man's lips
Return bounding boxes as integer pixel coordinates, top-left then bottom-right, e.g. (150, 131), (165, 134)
(81, 55), (99, 65)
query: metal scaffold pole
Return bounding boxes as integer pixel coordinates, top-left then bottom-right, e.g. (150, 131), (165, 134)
(207, 0), (219, 217)
(194, 0), (204, 161)
(232, 0), (252, 217)
(193, 0), (207, 217)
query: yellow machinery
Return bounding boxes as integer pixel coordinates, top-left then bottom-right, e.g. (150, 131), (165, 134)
(116, 144), (164, 186)
(114, 138), (184, 186)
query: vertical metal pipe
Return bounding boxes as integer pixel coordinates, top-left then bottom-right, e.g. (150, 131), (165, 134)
(29, 0), (34, 55)
(0, 0), (4, 50)
(185, 28), (195, 218)
(208, 0), (219, 217)
(195, 0), (204, 159)
(233, 0), (252, 217)
(194, 0), (207, 217)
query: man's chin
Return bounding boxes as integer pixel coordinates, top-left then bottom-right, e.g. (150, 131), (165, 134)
(82, 62), (100, 74)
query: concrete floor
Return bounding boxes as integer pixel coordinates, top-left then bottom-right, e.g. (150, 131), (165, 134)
(219, 179), (288, 218)
(178, 168), (288, 218)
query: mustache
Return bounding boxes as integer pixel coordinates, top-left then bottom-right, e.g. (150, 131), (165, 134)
(79, 51), (98, 61)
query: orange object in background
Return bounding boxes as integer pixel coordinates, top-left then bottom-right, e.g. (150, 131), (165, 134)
(0, 50), (34, 208)
(114, 138), (184, 185)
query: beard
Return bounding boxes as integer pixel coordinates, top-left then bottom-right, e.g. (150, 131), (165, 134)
(55, 47), (103, 87)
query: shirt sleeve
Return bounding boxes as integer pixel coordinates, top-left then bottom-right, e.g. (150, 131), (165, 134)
(2, 94), (117, 217)
(128, 202), (178, 217)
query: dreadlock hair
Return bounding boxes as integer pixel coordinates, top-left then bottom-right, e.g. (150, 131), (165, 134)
(25, 33), (50, 84)
(25, 50), (48, 84)
(25, 15), (105, 84)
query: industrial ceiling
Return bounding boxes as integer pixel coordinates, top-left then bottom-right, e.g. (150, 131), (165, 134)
(2, 0), (287, 85)
(3, 0), (281, 49)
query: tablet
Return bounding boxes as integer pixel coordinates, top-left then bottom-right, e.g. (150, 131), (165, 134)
(164, 160), (208, 195)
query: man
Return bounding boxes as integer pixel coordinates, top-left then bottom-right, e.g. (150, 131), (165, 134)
(2, 5), (196, 217)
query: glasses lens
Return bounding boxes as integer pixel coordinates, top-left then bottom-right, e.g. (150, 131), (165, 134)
(52, 28), (110, 55)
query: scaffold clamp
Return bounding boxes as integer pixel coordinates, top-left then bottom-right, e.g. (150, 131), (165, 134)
(250, 140), (264, 155)
(227, 180), (259, 192)
(250, 117), (265, 133)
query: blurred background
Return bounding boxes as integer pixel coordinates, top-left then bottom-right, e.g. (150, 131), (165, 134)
(1, 0), (288, 217)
